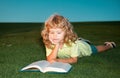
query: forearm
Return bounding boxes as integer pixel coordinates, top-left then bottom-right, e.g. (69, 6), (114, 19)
(55, 57), (78, 64)
(47, 44), (59, 62)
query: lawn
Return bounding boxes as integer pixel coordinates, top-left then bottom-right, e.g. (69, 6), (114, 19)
(0, 22), (120, 78)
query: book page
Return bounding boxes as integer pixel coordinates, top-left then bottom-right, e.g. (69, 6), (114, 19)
(44, 62), (72, 73)
(21, 60), (50, 72)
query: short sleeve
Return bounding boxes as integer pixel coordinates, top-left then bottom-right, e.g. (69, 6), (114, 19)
(70, 43), (80, 57)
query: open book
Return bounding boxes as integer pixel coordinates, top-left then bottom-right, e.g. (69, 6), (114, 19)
(21, 60), (72, 73)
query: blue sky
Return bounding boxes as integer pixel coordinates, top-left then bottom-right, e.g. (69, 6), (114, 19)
(0, 0), (120, 22)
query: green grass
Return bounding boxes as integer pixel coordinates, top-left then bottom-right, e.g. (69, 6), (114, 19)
(0, 22), (120, 78)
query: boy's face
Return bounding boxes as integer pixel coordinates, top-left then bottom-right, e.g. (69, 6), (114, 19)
(49, 28), (65, 44)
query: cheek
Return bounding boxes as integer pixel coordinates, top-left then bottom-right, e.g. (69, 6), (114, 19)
(48, 34), (52, 40)
(59, 34), (65, 39)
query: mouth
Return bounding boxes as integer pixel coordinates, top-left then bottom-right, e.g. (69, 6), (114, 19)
(52, 39), (59, 42)
(53, 39), (58, 41)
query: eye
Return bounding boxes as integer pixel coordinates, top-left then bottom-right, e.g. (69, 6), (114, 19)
(49, 32), (54, 34)
(57, 32), (61, 34)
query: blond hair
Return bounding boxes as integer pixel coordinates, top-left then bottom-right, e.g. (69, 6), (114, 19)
(41, 14), (78, 49)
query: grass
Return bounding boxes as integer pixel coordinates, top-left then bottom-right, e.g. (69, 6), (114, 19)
(0, 22), (120, 78)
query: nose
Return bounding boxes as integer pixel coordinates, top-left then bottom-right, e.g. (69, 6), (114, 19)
(53, 33), (57, 38)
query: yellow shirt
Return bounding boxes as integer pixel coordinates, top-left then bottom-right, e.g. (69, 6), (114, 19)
(46, 40), (92, 58)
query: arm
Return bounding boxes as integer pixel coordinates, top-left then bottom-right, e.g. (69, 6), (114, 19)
(47, 45), (78, 64)
(47, 42), (78, 64)
(47, 44), (60, 63)
(55, 57), (78, 64)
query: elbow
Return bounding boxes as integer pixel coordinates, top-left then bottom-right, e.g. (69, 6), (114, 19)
(74, 59), (78, 63)
(47, 57), (51, 62)
(73, 59), (78, 64)
(71, 57), (78, 64)
(47, 57), (56, 63)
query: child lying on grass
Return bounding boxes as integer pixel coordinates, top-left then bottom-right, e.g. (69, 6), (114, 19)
(41, 14), (116, 64)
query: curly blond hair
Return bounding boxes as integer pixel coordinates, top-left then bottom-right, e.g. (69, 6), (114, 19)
(41, 14), (78, 49)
